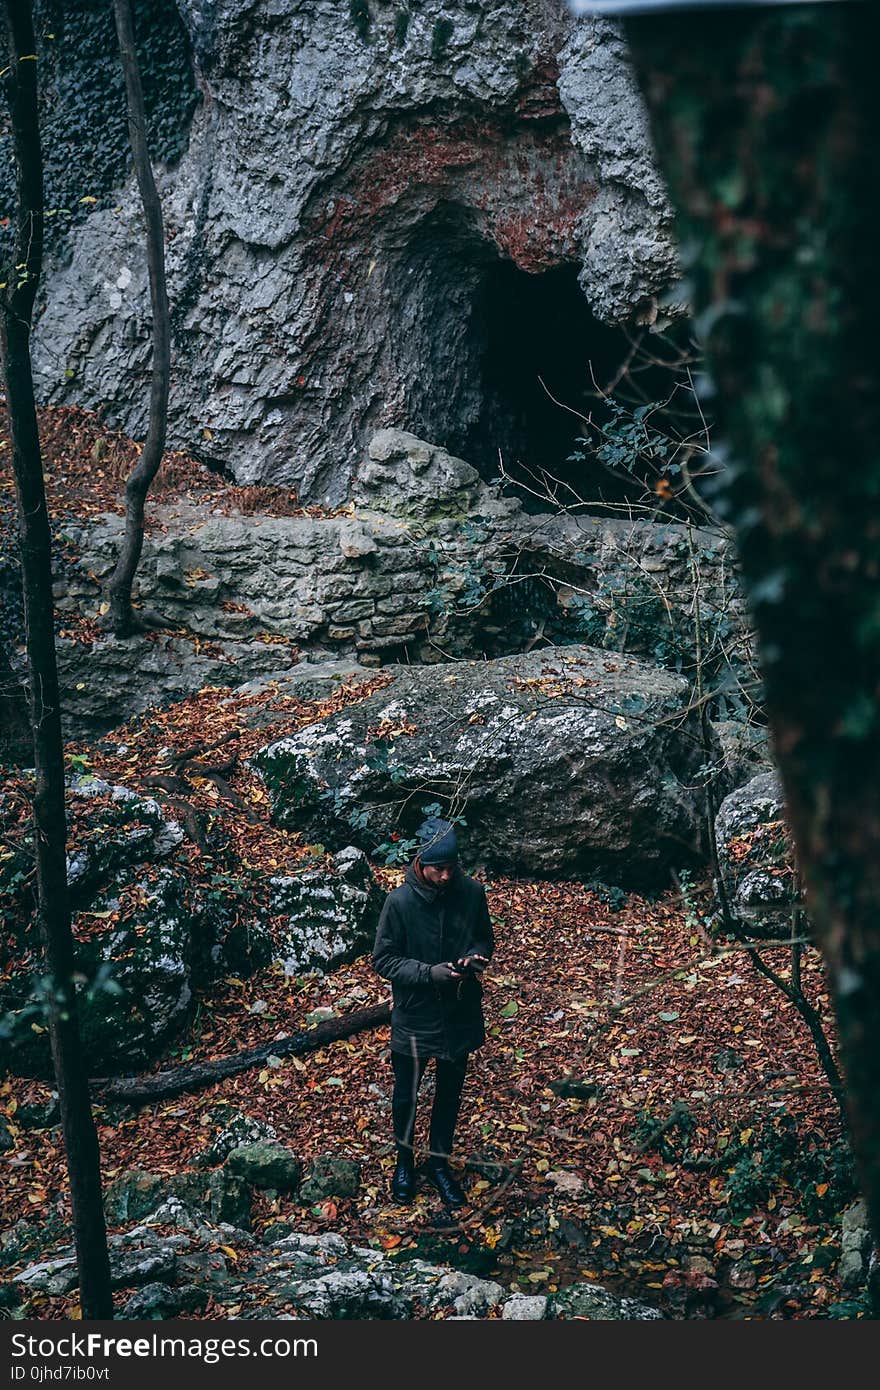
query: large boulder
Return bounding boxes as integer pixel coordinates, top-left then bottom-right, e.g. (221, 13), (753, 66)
(714, 772), (797, 937)
(2, 774), (380, 1076)
(269, 846), (382, 975)
(0, 778), (259, 1077)
(2, 862), (198, 1078)
(253, 645), (715, 888)
(353, 430), (504, 522)
(26, 4), (676, 502)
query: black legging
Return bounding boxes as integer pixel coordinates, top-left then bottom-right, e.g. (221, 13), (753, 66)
(391, 1050), (469, 1165)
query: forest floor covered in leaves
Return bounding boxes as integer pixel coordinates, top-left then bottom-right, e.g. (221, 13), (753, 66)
(3, 872), (853, 1319)
(0, 407), (862, 1319)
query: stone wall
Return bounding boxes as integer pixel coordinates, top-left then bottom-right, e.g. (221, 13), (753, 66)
(50, 431), (752, 739)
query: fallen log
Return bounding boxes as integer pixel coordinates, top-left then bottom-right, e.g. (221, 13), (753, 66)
(92, 1001), (391, 1105)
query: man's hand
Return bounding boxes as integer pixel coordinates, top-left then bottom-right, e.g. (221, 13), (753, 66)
(430, 961), (462, 984)
(457, 954), (490, 975)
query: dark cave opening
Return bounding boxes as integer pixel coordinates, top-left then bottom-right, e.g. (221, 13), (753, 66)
(465, 261), (656, 507)
(394, 215), (693, 516)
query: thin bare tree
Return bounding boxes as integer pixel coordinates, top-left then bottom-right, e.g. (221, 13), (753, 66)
(106, 0), (171, 636)
(0, 0), (113, 1317)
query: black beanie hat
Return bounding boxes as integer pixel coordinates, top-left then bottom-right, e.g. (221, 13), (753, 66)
(418, 816), (459, 865)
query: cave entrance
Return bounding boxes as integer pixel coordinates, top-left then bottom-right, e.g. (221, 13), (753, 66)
(464, 261), (635, 505)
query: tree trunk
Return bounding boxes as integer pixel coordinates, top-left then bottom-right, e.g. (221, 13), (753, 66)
(0, 0), (114, 1319)
(93, 1002), (392, 1104)
(106, 0), (171, 637)
(0, 641), (31, 765)
(622, 0), (880, 1243)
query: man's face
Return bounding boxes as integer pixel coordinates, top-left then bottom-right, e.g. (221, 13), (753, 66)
(420, 859), (455, 888)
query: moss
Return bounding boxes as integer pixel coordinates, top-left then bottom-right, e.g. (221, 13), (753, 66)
(349, 0), (372, 44)
(250, 746), (324, 827)
(0, 0), (199, 266)
(394, 8), (410, 47)
(431, 17), (454, 61)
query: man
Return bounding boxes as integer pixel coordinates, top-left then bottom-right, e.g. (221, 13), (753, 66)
(372, 816), (494, 1208)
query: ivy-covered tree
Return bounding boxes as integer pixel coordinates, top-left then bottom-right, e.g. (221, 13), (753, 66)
(610, 0), (880, 1244)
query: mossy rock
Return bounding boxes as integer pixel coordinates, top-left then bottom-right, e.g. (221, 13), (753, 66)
(225, 1142), (303, 1193)
(551, 1281), (663, 1320)
(104, 1167), (252, 1230)
(299, 1155), (361, 1202)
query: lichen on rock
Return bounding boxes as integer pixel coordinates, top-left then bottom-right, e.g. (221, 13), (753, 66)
(253, 644), (715, 888)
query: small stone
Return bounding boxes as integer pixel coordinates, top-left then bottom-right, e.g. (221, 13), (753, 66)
(713, 1049), (744, 1073)
(121, 1282), (209, 1320)
(551, 1281), (663, 1321)
(195, 1111), (278, 1168)
(839, 1250), (865, 1291)
(502, 1294), (548, 1320)
(842, 1198), (869, 1239)
(727, 1260), (757, 1290)
(305, 1007), (337, 1025)
(15, 1099), (60, 1130)
(109, 1246), (179, 1291)
(225, 1142), (302, 1193)
(546, 1169), (585, 1197)
(299, 1155), (361, 1201)
(15, 1254), (79, 1297)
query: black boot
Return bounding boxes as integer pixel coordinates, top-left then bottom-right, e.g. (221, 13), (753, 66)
(391, 1152), (416, 1204)
(425, 1160), (466, 1209)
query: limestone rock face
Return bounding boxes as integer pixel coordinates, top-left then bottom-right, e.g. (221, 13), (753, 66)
(30, 3), (676, 502)
(714, 772), (796, 937)
(0, 780), (209, 1077)
(268, 846), (381, 976)
(253, 644), (714, 888)
(9, 1198), (661, 1320)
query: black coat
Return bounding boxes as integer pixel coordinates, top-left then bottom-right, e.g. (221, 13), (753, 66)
(372, 861), (495, 1060)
